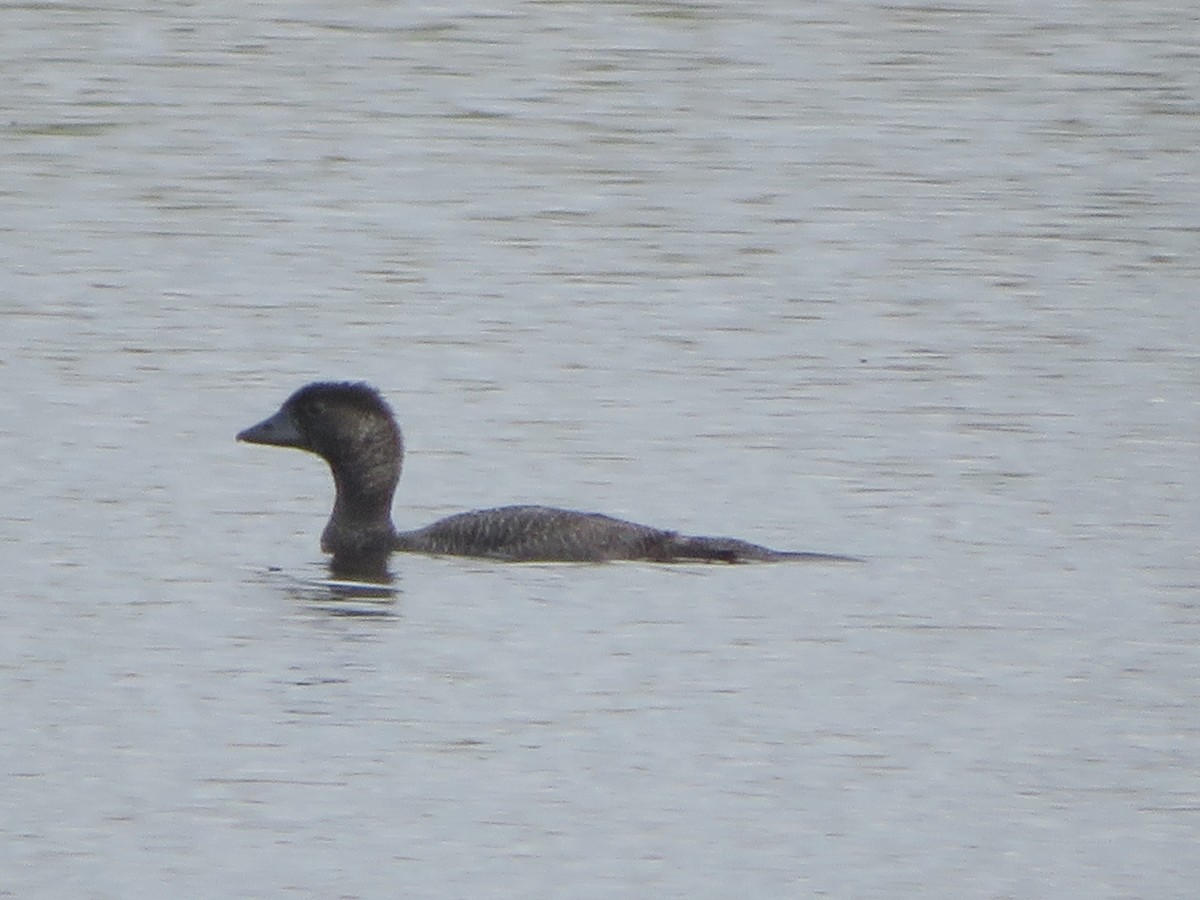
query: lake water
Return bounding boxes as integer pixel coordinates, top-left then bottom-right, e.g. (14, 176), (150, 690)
(2, 1), (1198, 897)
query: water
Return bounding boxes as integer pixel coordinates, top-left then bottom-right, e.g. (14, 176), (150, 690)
(2, 2), (1198, 896)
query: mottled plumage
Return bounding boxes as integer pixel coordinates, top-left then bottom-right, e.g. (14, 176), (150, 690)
(238, 382), (857, 565)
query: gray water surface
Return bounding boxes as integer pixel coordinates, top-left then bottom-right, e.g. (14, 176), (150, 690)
(2, 2), (1198, 897)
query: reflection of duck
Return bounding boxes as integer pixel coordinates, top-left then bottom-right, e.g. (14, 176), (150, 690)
(238, 382), (857, 564)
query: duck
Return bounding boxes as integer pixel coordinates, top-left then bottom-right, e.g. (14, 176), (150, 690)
(237, 382), (857, 565)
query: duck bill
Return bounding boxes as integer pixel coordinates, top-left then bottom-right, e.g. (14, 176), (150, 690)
(237, 407), (304, 448)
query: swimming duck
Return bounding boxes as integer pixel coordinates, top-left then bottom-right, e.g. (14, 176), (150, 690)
(237, 382), (856, 565)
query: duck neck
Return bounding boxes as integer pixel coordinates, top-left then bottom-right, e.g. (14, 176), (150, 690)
(320, 453), (400, 557)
